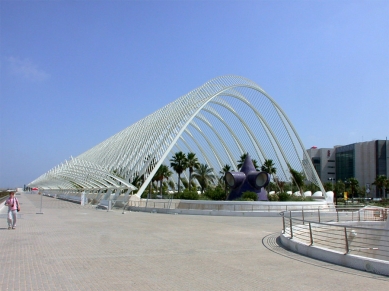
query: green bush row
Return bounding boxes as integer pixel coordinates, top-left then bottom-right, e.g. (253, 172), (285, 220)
(140, 189), (318, 202)
(267, 192), (313, 202)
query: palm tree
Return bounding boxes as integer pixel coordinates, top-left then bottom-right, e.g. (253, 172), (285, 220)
(348, 177), (359, 203)
(181, 178), (189, 189)
(372, 175), (388, 199)
(186, 152), (200, 191)
(261, 159), (276, 192)
(277, 180), (286, 193)
(288, 164), (305, 196)
(168, 180), (175, 191)
(261, 159), (276, 175)
(154, 164), (172, 197)
(148, 174), (158, 199)
(219, 164), (231, 199)
(170, 151), (187, 194)
(237, 153), (259, 170)
(334, 180), (345, 203)
(193, 164), (216, 194)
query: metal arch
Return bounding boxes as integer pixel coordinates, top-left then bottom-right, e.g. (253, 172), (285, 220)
(187, 121), (224, 170)
(214, 91), (291, 181)
(178, 134), (214, 171)
(233, 83), (326, 194)
(209, 98), (267, 163)
(133, 89), (238, 196)
(68, 160), (136, 189)
(194, 114), (237, 170)
(28, 75), (326, 198)
(30, 158), (136, 192)
(202, 106), (246, 158)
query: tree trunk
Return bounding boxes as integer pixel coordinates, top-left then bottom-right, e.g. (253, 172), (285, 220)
(189, 169), (192, 191)
(178, 174), (181, 194)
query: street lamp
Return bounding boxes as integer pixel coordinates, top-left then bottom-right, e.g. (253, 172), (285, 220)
(328, 177), (335, 204)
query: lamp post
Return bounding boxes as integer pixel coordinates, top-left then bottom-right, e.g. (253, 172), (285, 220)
(36, 187), (44, 214)
(328, 177), (335, 204)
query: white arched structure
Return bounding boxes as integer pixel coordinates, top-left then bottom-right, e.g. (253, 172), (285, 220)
(28, 75), (325, 198)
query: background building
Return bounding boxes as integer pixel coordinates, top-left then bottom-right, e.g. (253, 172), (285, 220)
(306, 146), (336, 183)
(307, 140), (389, 198)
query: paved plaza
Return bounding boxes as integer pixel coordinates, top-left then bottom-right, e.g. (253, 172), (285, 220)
(1, 194), (388, 291)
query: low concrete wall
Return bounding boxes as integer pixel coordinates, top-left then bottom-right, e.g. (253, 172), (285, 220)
(176, 200), (331, 211)
(280, 233), (389, 276)
(126, 199), (332, 216)
(128, 207), (283, 217)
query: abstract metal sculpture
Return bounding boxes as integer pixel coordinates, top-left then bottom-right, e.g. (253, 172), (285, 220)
(226, 154), (270, 201)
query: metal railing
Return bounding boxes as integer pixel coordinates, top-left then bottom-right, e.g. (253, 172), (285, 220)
(281, 208), (389, 261)
(126, 199), (332, 212)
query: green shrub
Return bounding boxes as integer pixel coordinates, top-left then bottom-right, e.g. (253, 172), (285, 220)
(289, 194), (311, 201)
(240, 191), (258, 201)
(267, 193), (279, 201)
(141, 192), (159, 199)
(204, 186), (226, 200)
(276, 192), (314, 202)
(278, 192), (290, 201)
(176, 189), (199, 200)
(370, 198), (389, 207)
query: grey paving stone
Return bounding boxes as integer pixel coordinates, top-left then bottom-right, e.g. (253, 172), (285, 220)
(0, 193), (388, 291)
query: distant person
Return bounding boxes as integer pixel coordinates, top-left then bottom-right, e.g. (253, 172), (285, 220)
(4, 191), (19, 230)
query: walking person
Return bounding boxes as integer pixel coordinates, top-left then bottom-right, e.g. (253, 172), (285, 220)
(4, 191), (20, 230)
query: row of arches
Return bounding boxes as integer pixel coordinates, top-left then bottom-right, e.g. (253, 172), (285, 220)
(28, 75), (325, 199)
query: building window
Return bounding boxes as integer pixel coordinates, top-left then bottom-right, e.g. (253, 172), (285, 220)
(376, 140), (387, 176)
(336, 148), (354, 180)
(311, 157), (321, 178)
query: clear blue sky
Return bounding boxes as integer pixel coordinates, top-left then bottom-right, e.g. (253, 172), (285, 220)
(1, 0), (388, 188)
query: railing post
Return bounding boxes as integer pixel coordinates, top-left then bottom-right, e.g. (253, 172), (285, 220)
(289, 211), (293, 238)
(358, 210), (360, 222)
(318, 208), (321, 223)
(302, 209), (305, 225)
(337, 209), (339, 222)
(282, 213), (285, 233)
(309, 222), (313, 245)
(344, 227), (349, 254)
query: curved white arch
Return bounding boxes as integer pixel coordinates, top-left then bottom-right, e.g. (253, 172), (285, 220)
(28, 75), (325, 198)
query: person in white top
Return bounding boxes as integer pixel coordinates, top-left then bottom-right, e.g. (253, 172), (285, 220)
(4, 191), (19, 230)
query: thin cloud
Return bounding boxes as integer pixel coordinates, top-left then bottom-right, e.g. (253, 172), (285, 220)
(7, 56), (50, 82)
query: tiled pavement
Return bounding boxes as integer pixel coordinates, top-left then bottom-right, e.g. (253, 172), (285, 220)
(0, 193), (388, 291)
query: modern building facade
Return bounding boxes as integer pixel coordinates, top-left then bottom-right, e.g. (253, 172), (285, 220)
(306, 147), (336, 183)
(307, 140), (389, 198)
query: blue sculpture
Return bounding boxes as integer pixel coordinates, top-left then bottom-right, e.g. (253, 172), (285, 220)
(226, 154), (270, 201)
